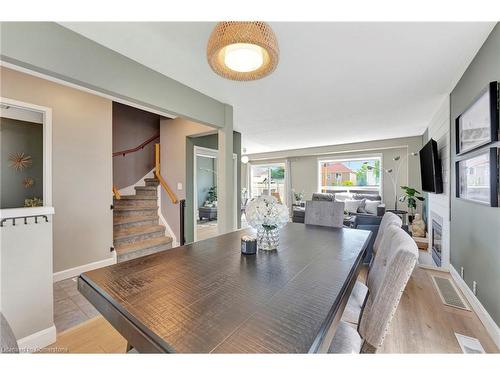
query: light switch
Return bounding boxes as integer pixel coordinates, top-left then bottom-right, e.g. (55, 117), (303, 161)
(177, 182), (183, 191)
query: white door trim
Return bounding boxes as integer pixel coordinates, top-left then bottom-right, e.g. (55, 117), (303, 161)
(0, 96), (53, 209)
(193, 146), (218, 242)
(193, 146), (237, 242)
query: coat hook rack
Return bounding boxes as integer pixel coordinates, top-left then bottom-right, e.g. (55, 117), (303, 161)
(0, 215), (49, 227)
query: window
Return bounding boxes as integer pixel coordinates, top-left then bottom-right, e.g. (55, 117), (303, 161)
(318, 157), (381, 192)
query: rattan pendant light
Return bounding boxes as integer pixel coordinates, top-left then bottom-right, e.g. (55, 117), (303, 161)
(207, 22), (279, 81)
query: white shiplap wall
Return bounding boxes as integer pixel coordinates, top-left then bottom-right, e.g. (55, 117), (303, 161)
(422, 97), (451, 268)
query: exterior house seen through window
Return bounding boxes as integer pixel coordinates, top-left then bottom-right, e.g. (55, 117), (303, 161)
(318, 157), (381, 192)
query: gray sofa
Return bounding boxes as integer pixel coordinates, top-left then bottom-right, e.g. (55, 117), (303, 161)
(292, 191), (385, 224)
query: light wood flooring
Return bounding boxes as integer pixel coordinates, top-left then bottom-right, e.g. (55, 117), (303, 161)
(43, 266), (498, 354)
(196, 220), (219, 241)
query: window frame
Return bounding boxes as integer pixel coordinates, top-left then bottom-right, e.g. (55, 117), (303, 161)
(317, 155), (383, 194)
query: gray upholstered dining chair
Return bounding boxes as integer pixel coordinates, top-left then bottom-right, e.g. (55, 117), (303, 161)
(1, 312), (19, 354)
(329, 226), (418, 353)
(371, 212), (402, 257)
(341, 212), (402, 324)
(304, 200), (345, 228)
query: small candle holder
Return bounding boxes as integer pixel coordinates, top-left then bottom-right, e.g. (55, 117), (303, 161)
(241, 235), (257, 255)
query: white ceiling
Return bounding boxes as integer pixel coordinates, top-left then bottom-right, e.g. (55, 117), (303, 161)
(61, 22), (494, 154)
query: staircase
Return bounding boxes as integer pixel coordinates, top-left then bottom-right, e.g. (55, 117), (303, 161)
(113, 177), (173, 262)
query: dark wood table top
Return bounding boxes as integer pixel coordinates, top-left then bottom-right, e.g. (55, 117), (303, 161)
(78, 222), (371, 353)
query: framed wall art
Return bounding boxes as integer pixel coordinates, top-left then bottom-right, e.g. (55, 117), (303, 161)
(456, 81), (498, 155)
(456, 148), (498, 207)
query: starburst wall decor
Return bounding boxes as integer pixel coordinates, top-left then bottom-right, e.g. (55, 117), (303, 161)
(8, 152), (32, 171)
(23, 177), (35, 189)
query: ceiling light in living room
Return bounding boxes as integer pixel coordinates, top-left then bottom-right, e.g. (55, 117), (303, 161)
(207, 22), (279, 81)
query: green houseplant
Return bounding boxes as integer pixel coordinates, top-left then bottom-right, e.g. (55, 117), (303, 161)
(205, 186), (217, 207)
(399, 186), (424, 222)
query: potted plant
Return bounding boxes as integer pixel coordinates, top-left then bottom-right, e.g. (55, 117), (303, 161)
(293, 190), (304, 206)
(399, 186), (425, 223)
(204, 186), (217, 207)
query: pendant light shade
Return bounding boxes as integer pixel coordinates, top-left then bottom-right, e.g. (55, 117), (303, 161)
(207, 22), (279, 81)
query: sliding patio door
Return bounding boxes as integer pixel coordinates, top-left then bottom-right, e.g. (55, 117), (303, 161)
(250, 163), (286, 204)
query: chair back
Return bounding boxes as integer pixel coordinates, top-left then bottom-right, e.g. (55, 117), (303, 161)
(271, 192), (282, 203)
(358, 226), (418, 352)
(372, 212), (402, 255)
(1, 312), (19, 354)
(304, 200), (345, 228)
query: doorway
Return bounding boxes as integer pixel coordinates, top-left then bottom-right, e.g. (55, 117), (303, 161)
(249, 163), (287, 203)
(194, 147), (218, 241)
(193, 146), (237, 242)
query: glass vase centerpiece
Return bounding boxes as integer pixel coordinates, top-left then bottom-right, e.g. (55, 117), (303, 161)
(245, 195), (289, 251)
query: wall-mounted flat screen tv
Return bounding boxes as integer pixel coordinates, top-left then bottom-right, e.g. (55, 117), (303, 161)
(420, 139), (443, 194)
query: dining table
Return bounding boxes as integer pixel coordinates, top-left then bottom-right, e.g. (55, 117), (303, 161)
(78, 222), (371, 353)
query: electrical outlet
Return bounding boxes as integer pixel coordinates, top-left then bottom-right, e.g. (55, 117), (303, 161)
(472, 281), (477, 295)
(177, 182), (183, 191)
(460, 266), (464, 278)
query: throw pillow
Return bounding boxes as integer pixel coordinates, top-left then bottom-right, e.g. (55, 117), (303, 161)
(365, 200), (381, 215)
(343, 199), (364, 213)
(357, 198), (367, 212)
(334, 192), (353, 201)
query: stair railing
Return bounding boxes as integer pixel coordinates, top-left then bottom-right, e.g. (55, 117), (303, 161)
(112, 133), (160, 157)
(112, 185), (121, 200)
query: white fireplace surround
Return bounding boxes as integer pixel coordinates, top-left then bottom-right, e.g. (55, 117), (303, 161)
(421, 97), (451, 269)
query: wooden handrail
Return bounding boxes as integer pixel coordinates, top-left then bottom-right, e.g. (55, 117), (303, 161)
(154, 143), (178, 204)
(112, 185), (121, 200)
(112, 133), (160, 157)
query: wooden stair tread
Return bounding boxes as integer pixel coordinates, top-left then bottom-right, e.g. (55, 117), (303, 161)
(116, 195), (157, 200)
(113, 205), (158, 211)
(114, 215), (157, 225)
(115, 236), (172, 255)
(114, 224), (165, 240)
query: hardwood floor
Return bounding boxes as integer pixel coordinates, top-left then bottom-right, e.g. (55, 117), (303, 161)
(43, 266), (498, 354)
(380, 267), (498, 353)
(43, 316), (127, 353)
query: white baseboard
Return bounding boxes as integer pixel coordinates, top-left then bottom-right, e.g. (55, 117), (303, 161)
(53, 257), (116, 282)
(17, 324), (56, 352)
(449, 265), (500, 350)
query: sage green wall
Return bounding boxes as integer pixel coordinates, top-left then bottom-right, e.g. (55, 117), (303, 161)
(185, 132), (242, 243)
(1, 118), (43, 208)
(246, 136), (423, 212)
(0, 22), (226, 128)
(450, 23), (500, 325)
